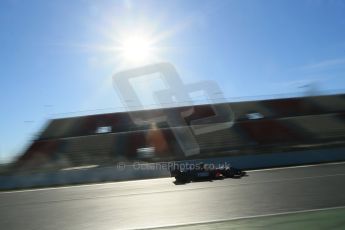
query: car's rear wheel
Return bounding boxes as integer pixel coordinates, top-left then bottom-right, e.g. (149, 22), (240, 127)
(175, 173), (191, 183)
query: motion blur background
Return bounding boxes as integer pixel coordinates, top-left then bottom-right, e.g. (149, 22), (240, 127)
(1, 0), (345, 175)
(1, 2), (345, 230)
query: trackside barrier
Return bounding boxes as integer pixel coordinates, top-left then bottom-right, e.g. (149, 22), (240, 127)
(1, 147), (345, 190)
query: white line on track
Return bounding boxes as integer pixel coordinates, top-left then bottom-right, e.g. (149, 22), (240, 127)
(248, 160), (345, 172)
(142, 205), (345, 230)
(0, 177), (171, 194)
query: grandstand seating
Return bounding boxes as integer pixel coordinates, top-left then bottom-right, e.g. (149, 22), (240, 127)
(16, 93), (345, 169)
(60, 134), (116, 165)
(284, 114), (345, 140)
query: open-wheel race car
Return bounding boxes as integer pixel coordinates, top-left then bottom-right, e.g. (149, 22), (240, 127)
(170, 163), (247, 184)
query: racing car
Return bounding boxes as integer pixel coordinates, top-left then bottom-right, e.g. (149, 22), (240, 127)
(170, 163), (246, 183)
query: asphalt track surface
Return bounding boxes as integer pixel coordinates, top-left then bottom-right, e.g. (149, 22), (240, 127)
(1, 162), (345, 230)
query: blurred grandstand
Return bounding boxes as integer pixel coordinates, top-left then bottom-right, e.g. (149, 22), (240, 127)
(10, 93), (345, 172)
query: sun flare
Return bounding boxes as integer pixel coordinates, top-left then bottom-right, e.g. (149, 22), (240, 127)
(119, 35), (155, 64)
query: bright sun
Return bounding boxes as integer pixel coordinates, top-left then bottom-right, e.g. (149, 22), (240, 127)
(120, 35), (154, 64)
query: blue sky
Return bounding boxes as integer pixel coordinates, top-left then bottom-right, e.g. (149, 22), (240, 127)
(1, 0), (345, 162)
